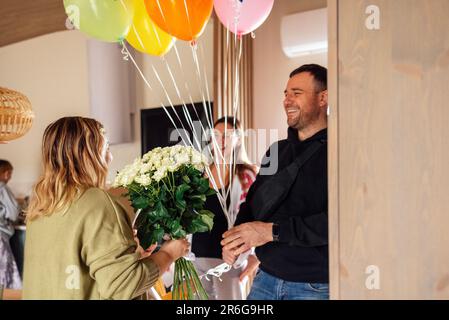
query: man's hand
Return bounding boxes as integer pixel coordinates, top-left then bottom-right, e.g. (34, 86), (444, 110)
(240, 254), (260, 282)
(221, 222), (273, 257)
(222, 246), (237, 265)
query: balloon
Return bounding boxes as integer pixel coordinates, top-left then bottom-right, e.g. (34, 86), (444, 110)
(144, 0), (213, 42)
(63, 0), (135, 42)
(126, 0), (175, 56)
(214, 0), (274, 36)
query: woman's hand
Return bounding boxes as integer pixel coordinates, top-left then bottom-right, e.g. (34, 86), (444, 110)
(159, 238), (190, 261)
(140, 243), (157, 259)
(239, 254), (260, 282)
(149, 239), (190, 276)
(134, 229), (157, 259)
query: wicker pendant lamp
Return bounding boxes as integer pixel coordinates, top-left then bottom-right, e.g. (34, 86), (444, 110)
(0, 87), (34, 142)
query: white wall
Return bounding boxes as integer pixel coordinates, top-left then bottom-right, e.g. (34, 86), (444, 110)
(253, 0), (327, 142)
(0, 22), (214, 196)
(0, 31), (90, 197)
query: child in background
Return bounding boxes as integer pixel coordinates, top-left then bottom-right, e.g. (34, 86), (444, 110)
(0, 159), (22, 289)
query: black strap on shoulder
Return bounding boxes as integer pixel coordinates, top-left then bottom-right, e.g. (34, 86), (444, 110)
(249, 139), (326, 221)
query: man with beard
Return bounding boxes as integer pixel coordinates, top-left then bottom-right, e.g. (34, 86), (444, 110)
(221, 64), (329, 300)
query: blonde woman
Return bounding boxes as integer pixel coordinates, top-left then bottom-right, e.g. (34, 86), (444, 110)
(23, 117), (189, 300)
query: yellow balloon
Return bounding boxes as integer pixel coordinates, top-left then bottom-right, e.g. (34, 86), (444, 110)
(126, 0), (175, 56)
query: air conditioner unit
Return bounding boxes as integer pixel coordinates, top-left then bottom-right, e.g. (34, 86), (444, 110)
(281, 8), (328, 58)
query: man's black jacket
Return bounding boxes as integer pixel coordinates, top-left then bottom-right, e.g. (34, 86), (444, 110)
(235, 127), (328, 283)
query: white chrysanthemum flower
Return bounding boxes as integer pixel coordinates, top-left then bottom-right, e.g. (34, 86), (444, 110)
(113, 157), (143, 187)
(161, 156), (174, 169)
(191, 151), (203, 165)
(134, 174), (152, 186)
(116, 145), (211, 186)
(193, 163), (205, 171)
(170, 145), (182, 155)
(153, 167), (167, 182)
(175, 152), (190, 165)
(167, 162), (181, 172)
(139, 162), (152, 174)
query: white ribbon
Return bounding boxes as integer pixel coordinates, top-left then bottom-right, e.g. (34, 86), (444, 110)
(199, 249), (252, 282)
(199, 263), (232, 282)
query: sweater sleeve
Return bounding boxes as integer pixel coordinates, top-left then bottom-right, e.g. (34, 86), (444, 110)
(80, 189), (159, 299)
(270, 210), (328, 247)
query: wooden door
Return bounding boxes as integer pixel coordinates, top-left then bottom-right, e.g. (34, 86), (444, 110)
(328, 0), (449, 299)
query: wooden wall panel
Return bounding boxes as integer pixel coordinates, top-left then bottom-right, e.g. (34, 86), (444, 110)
(0, 0), (66, 47)
(327, 0), (340, 300)
(329, 0), (449, 299)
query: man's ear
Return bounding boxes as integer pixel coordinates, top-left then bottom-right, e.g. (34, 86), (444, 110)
(319, 90), (328, 108)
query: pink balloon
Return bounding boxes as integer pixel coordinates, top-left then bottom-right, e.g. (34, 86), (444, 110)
(214, 0), (274, 36)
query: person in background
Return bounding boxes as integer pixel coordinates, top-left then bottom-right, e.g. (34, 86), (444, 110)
(23, 117), (189, 299)
(192, 117), (260, 300)
(0, 159), (22, 290)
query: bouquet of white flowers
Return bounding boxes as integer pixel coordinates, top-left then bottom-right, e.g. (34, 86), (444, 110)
(114, 145), (216, 300)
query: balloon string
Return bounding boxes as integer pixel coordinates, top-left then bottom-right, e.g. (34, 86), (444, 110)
(131, 24), (146, 50)
(172, 43), (210, 142)
(198, 42), (214, 131)
(169, 42), (228, 215)
(149, 63), (193, 144)
(190, 43), (230, 214)
(120, 42), (188, 149)
(162, 57), (211, 159)
(197, 41), (234, 214)
(162, 42), (227, 214)
(163, 50), (223, 193)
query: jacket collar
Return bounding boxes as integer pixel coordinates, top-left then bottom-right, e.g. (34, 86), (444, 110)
(287, 127), (327, 143)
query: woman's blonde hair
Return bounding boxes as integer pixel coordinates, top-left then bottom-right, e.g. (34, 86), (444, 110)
(26, 117), (108, 221)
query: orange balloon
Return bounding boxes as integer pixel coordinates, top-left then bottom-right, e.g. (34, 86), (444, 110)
(144, 0), (213, 42)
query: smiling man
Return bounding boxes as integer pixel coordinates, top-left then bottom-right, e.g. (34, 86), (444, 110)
(221, 64), (329, 300)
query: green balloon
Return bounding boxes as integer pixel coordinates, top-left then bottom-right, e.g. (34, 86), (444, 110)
(64, 0), (135, 42)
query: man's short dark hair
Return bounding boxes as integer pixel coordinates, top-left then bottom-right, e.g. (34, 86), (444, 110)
(290, 64), (327, 92)
(0, 159), (13, 174)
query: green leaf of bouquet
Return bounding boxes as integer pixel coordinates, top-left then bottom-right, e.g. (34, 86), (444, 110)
(199, 210), (214, 231)
(152, 227), (165, 244)
(159, 185), (168, 202)
(132, 196), (150, 209)
(191, 193), (207, 201)
(197, 178), (210, 193)
(175, 199), (187, 212)
(146, 209), (159, 224)
(190, 215), (211, 233)
(155, 202), (169, 219)
(175, 184), (191, 200)
(168, 220), (186, 239)
(205, 188), (217, 196)
(182, 175), (191, 184)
